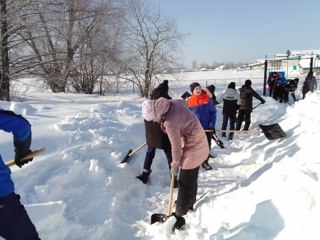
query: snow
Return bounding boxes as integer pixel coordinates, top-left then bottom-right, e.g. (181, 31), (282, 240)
(1, 70), (320, 240)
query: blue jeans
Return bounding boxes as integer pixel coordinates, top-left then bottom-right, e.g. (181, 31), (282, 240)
(0, 193), (40, 240)
(143, 146), (172, 171)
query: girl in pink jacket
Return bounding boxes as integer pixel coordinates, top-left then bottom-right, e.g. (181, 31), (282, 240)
(142, 97), (209, 229)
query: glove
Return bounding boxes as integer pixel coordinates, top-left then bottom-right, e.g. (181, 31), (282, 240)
(261, 99), (266, 104)
(14, 150), (33, 168)
(170, 167), (179, 176)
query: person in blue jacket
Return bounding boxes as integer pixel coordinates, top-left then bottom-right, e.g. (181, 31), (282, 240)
(0, 110), (40, 240)
(187, 82), (217, 170)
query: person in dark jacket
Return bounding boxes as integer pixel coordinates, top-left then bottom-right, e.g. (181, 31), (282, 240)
(187, 82), (216, 170)
(267, 72), (281, 97)
(236, 79), (265, 131)
(217, 82), (240, 140)
(0, 110), (40, 240)
(284, 78), (299, 102)
(302, 71), (317, 99)
(137, 80), (176, 186)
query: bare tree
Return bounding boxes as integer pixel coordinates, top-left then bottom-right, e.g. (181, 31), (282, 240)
(0, 0), (31, 100)
(16, 0), (120, 93)
(115, 0), (186, 97)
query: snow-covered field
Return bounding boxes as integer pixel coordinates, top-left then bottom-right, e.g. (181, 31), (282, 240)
(1, 69), (320, 239)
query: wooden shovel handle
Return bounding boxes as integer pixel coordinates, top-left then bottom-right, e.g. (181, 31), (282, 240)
(167, 174), (176, 216)
(5, 147), (46, 167)
(128, 142), (147, 157)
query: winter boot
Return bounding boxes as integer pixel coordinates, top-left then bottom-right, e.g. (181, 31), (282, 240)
(228, 134), (233, 140)
(136, 169), (151, 184)
(201, 159), (213, 170)
(172, 213), (186, 230)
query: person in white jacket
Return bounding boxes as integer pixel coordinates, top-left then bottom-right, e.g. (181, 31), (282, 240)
(217, 82), (240, 140)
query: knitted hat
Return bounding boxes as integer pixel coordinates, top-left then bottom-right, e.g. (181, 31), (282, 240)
(245, 79), (252, 86)
(157, 80), (169, 92)
(190, 82), (201, 93)
(150, 80), (171, 100)
(228, 82), (236, 89)
(207, 85), (215, 94)
(141, 99), (155, 121)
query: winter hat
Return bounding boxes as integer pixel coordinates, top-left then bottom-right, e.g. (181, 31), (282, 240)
(157, 80), (169, 92)
(141, 99), (155, 121)
(207, 85), (215, 94)
(228, 82), (236, 89)
(150, 80), (171, 100)
(245, 79), (252, 86)
(190, 82), (201, 93)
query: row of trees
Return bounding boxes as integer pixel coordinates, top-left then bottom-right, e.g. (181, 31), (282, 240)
(0, 0), (185, 100)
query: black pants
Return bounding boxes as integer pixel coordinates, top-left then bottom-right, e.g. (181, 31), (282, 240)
(143, 145), (172, 171)
(175, 166), (200, 216)
(236, 109), (251, 131)
(205, 132), (212, 149)
(0, 193), (40, 240)
(221, 113), (236, 137)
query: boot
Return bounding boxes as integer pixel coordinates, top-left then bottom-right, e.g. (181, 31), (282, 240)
(172, 213), (186, 230)
(228, 134), (233, 140)
(136, 169), (151, 184)
(201, 159), (212, 170)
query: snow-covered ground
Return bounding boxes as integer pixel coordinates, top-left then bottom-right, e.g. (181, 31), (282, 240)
(1, 70), (320, 239)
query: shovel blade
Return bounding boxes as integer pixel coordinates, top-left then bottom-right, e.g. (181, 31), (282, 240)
(212, 134), (225, 148)
(151, 213), (168, 224)
(121, 149), (132, 163)
(259, 123), (286, 140)
(181, 91), (191, 100)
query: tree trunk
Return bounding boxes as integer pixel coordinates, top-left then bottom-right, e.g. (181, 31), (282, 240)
(0, 0), (10, 101)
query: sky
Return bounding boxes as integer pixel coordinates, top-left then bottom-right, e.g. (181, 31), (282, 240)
(154, 0), (320, 66)
(1, 70), (320, 239)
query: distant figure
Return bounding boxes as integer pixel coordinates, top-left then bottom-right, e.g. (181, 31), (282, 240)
(267, 72), (281, 97)
(273, 74), (287, 103)
(284, 78), (299, 102)
(302, 71), (317, 99)
(236, 79), (265, 131)
(217, 82), (240, 140)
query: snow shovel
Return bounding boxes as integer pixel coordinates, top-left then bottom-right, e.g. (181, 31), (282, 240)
(204, 130), (225, 148)
(121, 142), (147, 163)
(259, 123), (286, 140)
(211, 133), (224, 148)
(6, 147), (46, 167)
(181, 91), (191, 100)
(151, 174), (180, 224)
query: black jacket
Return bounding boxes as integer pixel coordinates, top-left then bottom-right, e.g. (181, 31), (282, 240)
(239, 85), (264, 110)
(144, 80), (171, 149)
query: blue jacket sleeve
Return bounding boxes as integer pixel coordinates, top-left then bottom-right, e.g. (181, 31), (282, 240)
(0, 110), (31, 152)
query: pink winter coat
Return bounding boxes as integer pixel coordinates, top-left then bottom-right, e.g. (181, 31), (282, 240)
(152, 97), (209, 170)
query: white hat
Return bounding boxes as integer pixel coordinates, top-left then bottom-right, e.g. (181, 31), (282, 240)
(142, 99), (155, 121)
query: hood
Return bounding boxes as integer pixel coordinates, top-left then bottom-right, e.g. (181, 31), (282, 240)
(153, 97), (171, 122)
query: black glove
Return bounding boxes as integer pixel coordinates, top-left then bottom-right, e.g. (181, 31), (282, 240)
(14, 150), (33, 168)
